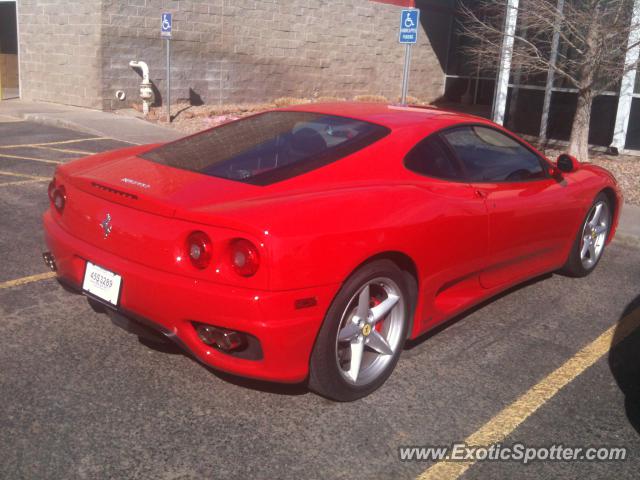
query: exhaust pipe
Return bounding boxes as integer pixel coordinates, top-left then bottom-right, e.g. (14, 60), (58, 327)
(195, 324), (246, 351)
(42, 252), (57, 272)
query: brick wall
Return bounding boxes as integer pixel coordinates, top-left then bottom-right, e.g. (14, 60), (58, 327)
(102, 0), (445, 110)
(18, 0), (104, 109)
(19, 0), (446, 110)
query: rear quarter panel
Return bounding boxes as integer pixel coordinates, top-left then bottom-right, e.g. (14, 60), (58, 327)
(211, 178), (490, 341)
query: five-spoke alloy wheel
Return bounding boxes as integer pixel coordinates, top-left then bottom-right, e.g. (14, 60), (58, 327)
(579, 199), (610, 269)
(309, 260), (411, 401)
(562, 192), (612, 277)
(335, 278), (405, 386)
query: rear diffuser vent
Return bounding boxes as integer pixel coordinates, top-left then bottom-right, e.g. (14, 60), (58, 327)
(91, 182), (138, 200)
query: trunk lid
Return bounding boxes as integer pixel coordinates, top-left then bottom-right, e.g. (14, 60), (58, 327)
(62, 154), (260, 219)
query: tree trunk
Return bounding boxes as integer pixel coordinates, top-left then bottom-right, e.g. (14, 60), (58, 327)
(567, 89), (593, 161)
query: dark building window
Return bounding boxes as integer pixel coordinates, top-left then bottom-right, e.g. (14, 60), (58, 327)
(546, 92), (617, 147)
(0, 3), (17, 55)
(504, 88), (544, 136)
(625, 99), (640, 150)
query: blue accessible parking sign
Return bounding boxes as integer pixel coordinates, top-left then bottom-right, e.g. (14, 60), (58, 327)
(161, 12), (172, 38)
(399, 9), (419, 44)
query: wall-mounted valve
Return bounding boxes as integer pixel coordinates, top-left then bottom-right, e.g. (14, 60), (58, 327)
(129, 60), (154, 116)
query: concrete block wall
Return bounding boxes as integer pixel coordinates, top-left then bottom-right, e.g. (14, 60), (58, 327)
(18, 0), (445, 110)
(18, 0), (104, 109)
(102, 0), (445, 110)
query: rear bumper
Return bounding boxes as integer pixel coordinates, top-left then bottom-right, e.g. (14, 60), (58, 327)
(43, 211), (339, 383)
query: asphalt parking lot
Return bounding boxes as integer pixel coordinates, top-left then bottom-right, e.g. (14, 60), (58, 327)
(1, 119), (639, 479)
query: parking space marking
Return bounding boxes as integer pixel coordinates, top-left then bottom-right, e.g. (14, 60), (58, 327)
(0, 152), (62, 165)
(417, 307), (640, 480)
(0, 179), (48, 187)
(29, 145), (93, 156)
(0, 137), (107, 149)
(0, 170), (49, 180)
(0, 272), (56, 290)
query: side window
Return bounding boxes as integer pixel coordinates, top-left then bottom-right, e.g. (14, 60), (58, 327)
(404, 136), (463, 181)
(442, 126), (547, 182)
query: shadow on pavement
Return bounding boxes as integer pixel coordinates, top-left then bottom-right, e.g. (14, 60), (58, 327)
(135, 321), (310, 397)
(80, 291), (311, 398)
(609, 295), (640, 435)
(405, 273), (552, 350)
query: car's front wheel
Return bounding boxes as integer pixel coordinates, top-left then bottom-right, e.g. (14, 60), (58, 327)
(561, 192), (612, 277)
(309, 260), (411, 401)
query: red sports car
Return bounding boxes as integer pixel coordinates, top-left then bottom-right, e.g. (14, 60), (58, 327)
(43, 102), (621, 401)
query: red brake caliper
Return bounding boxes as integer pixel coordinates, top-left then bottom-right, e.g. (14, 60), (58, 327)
(370, 296), (384, 332)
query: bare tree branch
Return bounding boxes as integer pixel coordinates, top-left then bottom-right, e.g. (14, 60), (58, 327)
(458, 0), (636, 92)
(456, 0), (638, 159)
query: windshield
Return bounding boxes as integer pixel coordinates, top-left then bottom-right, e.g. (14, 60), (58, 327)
(140, 111), (390, 186)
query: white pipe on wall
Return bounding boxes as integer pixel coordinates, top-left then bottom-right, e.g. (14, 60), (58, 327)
(129, 60), (153, 115)
(129, 60), (150, 84)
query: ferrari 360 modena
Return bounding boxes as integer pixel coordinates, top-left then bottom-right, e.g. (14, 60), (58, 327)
(43, 102), (621, 401)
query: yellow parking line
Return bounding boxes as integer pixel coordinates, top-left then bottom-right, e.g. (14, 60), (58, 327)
(0, 153), (62, 165)
(417, 307), (640, 480)
(0, 137), (107, 149)
(0, 178), (48, 187)
(29, 145), (93, 156)
(0, 272), (56, 290)
(0, 170), (49, 180)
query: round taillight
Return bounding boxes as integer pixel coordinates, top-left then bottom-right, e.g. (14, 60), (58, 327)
(48, 180), (56, 202)
(187, 231), (212, 269)
(53, 185), (66, 213)
(230, 238), (260, 277)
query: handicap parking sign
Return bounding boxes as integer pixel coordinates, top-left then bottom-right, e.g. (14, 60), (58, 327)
(161, 12), (172, 38)
(399, 9), (419, 44)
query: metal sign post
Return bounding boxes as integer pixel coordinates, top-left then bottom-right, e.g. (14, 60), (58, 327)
(161, 12), (172, 122)
(399, 9), (419, 105)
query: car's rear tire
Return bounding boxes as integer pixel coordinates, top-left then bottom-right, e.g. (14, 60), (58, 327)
(560, 192), (611, 277)
(309, 260), (411, 401)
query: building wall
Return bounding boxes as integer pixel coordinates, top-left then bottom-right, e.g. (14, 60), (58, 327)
(102, 0), (445, 110)
(0, 54), (19, 90)
(17, 0), (104, 109)
(19, 0), (445, 110)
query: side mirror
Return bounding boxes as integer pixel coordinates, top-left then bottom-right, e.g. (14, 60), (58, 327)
(556, 153), (579, 173)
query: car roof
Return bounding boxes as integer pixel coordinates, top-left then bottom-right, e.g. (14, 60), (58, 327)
(281, 102), (491, 131)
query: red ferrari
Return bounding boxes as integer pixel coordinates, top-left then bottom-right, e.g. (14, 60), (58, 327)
(43, 102), (621, 401)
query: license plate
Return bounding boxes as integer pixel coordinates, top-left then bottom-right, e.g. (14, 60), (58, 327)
(82, 261), (122, 306)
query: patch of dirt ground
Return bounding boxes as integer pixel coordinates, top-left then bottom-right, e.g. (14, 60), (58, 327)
(140, 95), (425, 135)
(584, 156), (639, 206)
(543, 148), (639, 206)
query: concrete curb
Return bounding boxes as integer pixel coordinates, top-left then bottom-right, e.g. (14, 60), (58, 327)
(617, 203), (640, 249)
(19, 111), (182, 145)
(21, 113), (107, 138)
(0, 100), (182, 144)
(614, 233), (640, 250)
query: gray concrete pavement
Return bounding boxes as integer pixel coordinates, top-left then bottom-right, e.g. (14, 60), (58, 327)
(0, 120), (639, 479)
(618, 203), (640, 248)
(0, 99), (182, 145)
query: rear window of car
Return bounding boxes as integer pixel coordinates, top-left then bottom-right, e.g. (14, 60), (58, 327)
(140, 111), (390, 186)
